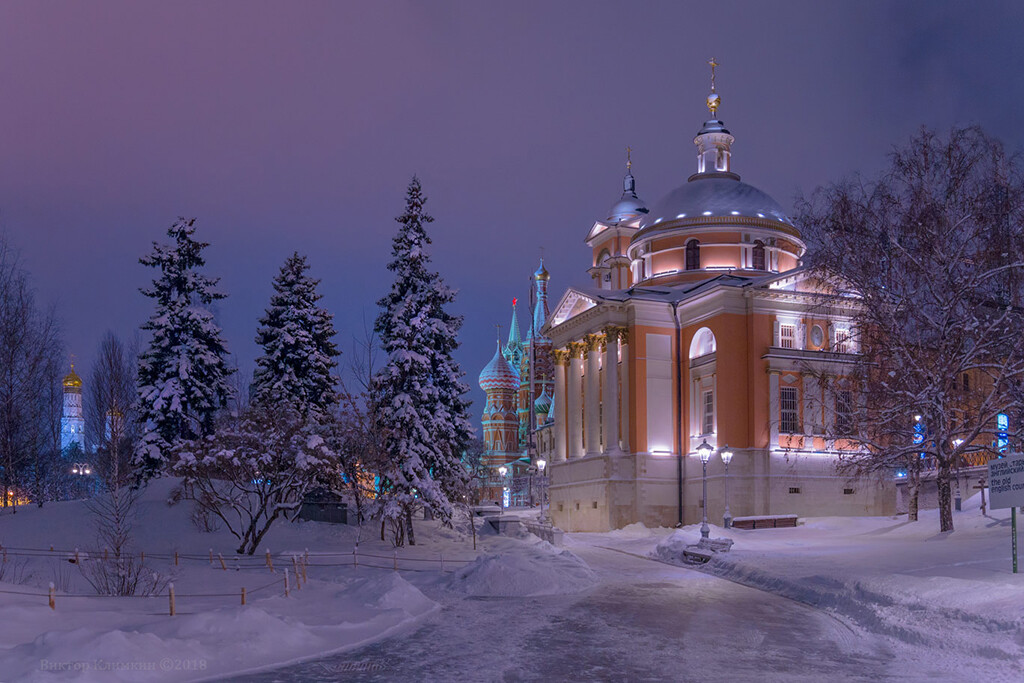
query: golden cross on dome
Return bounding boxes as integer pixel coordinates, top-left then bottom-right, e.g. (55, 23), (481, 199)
(626, 146), (633, 172)
(706, 58), (721, 117)
(495, 323), (502, 344)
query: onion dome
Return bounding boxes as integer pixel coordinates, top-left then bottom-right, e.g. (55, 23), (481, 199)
(479, 341), (520, 393)
(534, 261), (550, 281)
(533, 387), (553, 416)
(607, 149), (648, 222)
(62, 364), (83, 392)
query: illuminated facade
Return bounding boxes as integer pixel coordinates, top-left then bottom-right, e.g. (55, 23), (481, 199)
(60, 363), (85, 452)
(537, 77), (894, 531)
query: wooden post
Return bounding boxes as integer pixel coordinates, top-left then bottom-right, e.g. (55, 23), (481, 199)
(168, 583), (176, 616)
(140, 550), (145, 564)
(104, 548), (108, 561)
(284, 568), (290, 598)
(974, 479), (988, 515)
(301, 557), (308, 584)
(174, 551), (179, 567)
(241, 587), (247, 606)
(218, 553), (227, 571)
(209, 549), (213, 566)
(266, 549), (274, 572)
(292, 555), (301, 589)
(48, 582), (55, 610)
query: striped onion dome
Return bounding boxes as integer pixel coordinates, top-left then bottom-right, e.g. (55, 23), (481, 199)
(479, 341), (520, 392)
(533, 386), (553, 415)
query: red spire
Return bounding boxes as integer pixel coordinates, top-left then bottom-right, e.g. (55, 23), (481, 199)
(512, 297), (518, 307)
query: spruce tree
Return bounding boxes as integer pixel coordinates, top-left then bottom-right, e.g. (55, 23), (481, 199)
(135, 218), (233, 478)
(373, 177), (473, 535)
(252, 252), (339, 422)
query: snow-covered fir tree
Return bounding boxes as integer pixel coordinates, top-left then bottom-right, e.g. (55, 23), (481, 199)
(252, 252), (339, 423)
(135, 218), (233, 478)
(373, 177), (473, 537)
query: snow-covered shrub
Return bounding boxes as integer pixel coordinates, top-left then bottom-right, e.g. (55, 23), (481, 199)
(172, 403), (336, 555)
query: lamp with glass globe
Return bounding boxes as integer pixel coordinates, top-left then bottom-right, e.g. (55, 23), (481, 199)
(695, 439), (713, 540)
(720, 446), (734, 528)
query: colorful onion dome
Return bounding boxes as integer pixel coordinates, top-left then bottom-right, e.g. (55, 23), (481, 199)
(534, 260), (550, 281)
(533, 386), (553, 415)
(479, 341), (520, 392)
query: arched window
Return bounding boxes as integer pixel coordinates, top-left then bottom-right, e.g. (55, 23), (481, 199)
(597, 249), (611, 266)
(685, 239), (700, 271)
(689, 327), (717, 359)
(752, 240), (766, 270)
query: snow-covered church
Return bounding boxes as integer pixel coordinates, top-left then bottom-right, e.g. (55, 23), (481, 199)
(497, 73), (896, 532)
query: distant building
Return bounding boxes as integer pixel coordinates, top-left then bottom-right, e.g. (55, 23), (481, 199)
(477, 265), (555, 502)
(60, 363), (85, 452)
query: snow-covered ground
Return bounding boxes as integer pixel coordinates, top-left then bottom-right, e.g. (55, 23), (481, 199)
(579, 490), (1024, 677)
(0, 480), (487, 682)
(4, 485), (1022, 681)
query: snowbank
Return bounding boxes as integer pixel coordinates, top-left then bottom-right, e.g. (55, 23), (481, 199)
(0, 571), (437, 683)
(450, 541), (596, 597)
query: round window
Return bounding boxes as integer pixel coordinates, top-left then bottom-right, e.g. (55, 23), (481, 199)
(810, 324), (824, 348)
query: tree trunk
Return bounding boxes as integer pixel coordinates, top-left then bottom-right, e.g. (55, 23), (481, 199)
(405, 506), (416, 546)
(937, 462), (954, 532)
(908, 483), (919, 522)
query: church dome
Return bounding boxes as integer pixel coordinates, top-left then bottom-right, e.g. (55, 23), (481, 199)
(479, 342), (520, 393)
(62, 365), (82, 391)
(533, 387), (552, 415)
(637, 175), (792, 235)
(607, 170), (648, 223)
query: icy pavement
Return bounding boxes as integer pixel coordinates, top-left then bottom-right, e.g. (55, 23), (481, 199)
(226, 545), (900, 682)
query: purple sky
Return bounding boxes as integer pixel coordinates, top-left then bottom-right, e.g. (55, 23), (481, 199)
(1, 1), (1022, 412)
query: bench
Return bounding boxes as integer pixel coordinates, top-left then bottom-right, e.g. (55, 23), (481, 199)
(731, 514), (798, 530)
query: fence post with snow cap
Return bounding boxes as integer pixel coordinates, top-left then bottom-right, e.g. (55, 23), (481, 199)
(48, 582), (54, 610)
(168, 583), (176, 616)
(218, 553), (227, 571)
(266, 549), (274, 572)
(292, 555), (301, 589)
(241, 587), (246, 605)
(284, 568), (290, 598)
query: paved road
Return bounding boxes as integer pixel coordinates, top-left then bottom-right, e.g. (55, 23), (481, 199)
(222, 544), (904, 682)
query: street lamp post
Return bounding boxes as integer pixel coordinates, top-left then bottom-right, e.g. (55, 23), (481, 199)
(720, 446), (733, 528)
(498, 465), (508, 512)
(696, 439), (713, 540)
(536, 458), (547, 523)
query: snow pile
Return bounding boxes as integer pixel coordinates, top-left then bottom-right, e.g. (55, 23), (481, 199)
(651, 528), (702, 562)
(450, 541), (595, 597)
(0, 569), (438, 683)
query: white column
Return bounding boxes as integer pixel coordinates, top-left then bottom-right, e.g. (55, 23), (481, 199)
(619, 333), (630, 453)
(602, 328), (621, 455)
(584, 335), (602, 456)
(769, 370), (780, 448)
(553, 351), (568, 462)
(568, 344), (584, 460)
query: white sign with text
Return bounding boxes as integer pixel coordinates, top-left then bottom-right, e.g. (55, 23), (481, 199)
(988, 452), (1024, 509)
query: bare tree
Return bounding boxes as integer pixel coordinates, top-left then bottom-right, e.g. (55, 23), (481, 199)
(173, 403), (337, 555)
(0, 238), (63, 510)
(87, 332), (139, 488)
(799, 126), (1024, 532)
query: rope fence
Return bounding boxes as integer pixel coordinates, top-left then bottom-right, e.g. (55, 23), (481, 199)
(0, 542), (480, 613)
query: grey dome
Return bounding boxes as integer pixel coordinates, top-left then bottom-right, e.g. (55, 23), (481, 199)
(607, 172), (649, 222)
(638, 176), (792, 232)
